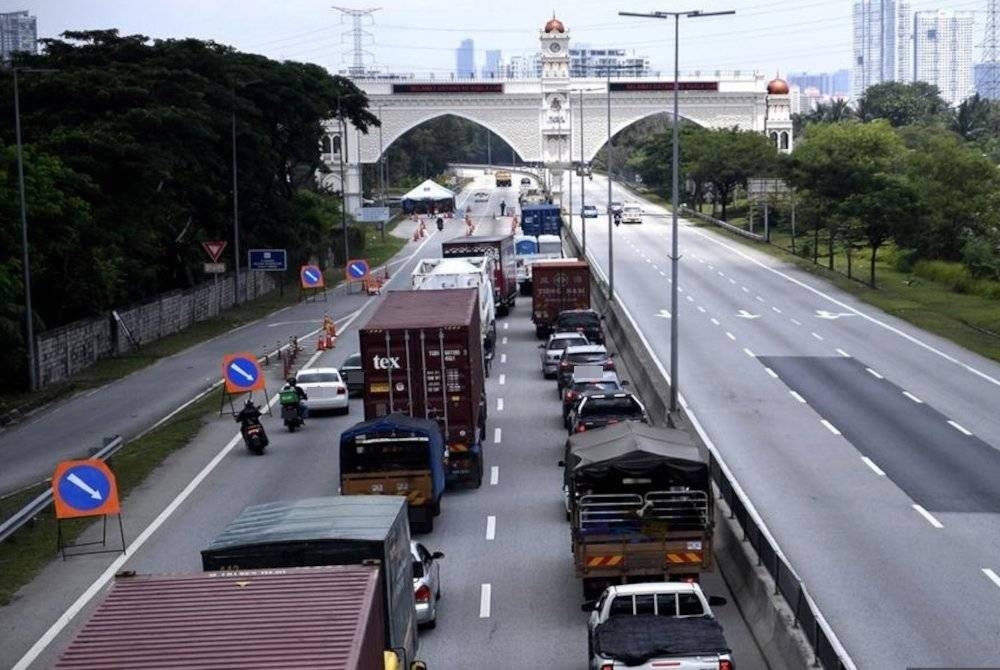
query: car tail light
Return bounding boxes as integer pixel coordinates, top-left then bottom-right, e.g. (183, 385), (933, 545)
(565, 391), (577, 400)
(600, 664), (615, 670)
(574, 424), (587, 433)
(337, 386), (346, 395)
(560, 361), (571, 368)
(415, 584), (432, 603)
(719, 661), (733, 670)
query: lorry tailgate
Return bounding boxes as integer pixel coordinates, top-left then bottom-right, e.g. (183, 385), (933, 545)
(575, 536), (712, 576)
(342, 471), (435, 506)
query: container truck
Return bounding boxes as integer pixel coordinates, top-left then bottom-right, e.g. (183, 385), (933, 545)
(442, 234), (517, 316)
(531, 259), (591, 338)
(360, 289), (486, 487)
(411, 257), (497, 371)
(495, 170), (512, 187)
(520, 203), (562, 237)
(515, 233), (564, 296)
(56, 565), (428, 670)
(561, 422), (714, 598)
(340, 413), (447, 533)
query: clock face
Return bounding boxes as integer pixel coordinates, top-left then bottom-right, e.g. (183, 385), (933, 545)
(550, 98), (562, 111)
(549, 42), (562, 53)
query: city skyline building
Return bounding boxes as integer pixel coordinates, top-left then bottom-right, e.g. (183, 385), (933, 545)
(913, 10), (975, 105)
(788, 69), (852, 97)
(0, 10), (37, 62)
(852, 0), (911, 98)
(567, 44), (651, 77)
(455, 38), (474, 79)
(482, 49), (501, 78)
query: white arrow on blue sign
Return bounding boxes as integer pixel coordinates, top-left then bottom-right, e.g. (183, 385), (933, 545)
(225, 356), (260, 389)
(348, 260), (369, 279)
(301, 266), (322, 286)
(58, 464), (112, 512)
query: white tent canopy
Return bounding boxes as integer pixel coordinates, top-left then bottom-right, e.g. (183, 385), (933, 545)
(401, 179), (455, 202)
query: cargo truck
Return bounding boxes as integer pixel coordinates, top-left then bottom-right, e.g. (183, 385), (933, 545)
(360, 289), (486, 488)
(516, 233), (564, 296)
(495, 170), (512, 187)
(201, 496), (419, 668)
(442, 234), (517, 316)
(411, 257), (497, 372)
(531, 259), (591, 338)
(340, 413), (447, 533)
(56, 566), (426, 670)
(520, 203), (563, 237)
(561, 422), (714, 598)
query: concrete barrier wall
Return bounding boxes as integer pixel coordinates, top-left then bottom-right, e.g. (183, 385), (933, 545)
(36, 270), (276, 388)
(562, 225), (815, 670)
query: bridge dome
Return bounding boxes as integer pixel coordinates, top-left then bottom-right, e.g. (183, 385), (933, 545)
(767, 77), (789, 95)
(544, 16), (565, 33)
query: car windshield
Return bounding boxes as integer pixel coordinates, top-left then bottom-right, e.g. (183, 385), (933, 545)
(580, 396), (642, 417)
(559, 314), (599, 327)
(550, 336), (588, 351)
(297, 372), (341, 383)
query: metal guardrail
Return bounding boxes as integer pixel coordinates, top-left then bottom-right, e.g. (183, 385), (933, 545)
(0, 435), (124, 545)
(678, 206), (765, 241)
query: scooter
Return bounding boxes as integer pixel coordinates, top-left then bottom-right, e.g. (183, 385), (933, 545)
(236, 413), (268, 455)
(281, 401), (304, 432)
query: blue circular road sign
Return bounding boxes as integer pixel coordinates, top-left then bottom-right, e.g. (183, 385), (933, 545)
(347, 260), (370, 279)
(57, 463), (113, 513)
(301, 265), (323, 287)
(225, 356), (260, 390)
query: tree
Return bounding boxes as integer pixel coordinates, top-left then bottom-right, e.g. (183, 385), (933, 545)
(951, 93), (994, 141)
(855, 81), (950, 127)
(684, 128), (778, 220)
(840, 174), (919, 286)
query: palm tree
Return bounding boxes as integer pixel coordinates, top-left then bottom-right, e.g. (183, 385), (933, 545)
(952, 93), (992, 141)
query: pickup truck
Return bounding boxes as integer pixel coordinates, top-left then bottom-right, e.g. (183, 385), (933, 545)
(582, 581), (732, 670)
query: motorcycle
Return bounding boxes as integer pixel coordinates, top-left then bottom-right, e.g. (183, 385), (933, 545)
(235, 410), (268, 455)
(281, 402), (304, 432)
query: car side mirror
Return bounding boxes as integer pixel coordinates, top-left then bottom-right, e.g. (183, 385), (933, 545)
(580, 600), (597, 612)
(708, 595), (728, 607)
(431, 551), (445, 560)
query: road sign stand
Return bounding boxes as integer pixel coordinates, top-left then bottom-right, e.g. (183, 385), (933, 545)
(299, 285), (327, 303)
(218, 386), (272, 418)
(56, 511), (126, 560)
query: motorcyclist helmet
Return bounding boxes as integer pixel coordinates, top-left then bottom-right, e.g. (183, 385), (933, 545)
(286, 376), (297, 385)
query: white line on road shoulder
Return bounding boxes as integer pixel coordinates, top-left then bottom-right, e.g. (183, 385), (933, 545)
(902, 391), (923, 404)
(479, 583), (492, 618)
(498, 374), (506, 385)
(861, 457), (886, 476)
(494, 427), (502, 444)
(790, 391), (807, 404)
(983, 568), (1000, 590)
(725, 332), (736, 341)
(820, 419), (841, 435)
(866, 367), (884, 379)
(497, 398), (504, 411)
(765, 367), (779, 379)
(490, 466), (499, 485)
(947, 420), (973, 436)
(486, 515), (496, 540)
(912, 504), (944, 528)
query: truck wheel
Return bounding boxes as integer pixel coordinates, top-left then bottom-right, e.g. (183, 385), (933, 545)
(424, 515), (434, 533)
(430, 498), (441, 516)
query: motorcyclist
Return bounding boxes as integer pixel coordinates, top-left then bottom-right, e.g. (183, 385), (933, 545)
(280, 376), (308, 420)
(436, 216), (444, 231)
(235, 399), (262, 425)
(613, 212), (622, 227)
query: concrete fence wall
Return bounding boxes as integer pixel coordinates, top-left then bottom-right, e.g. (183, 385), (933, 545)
(36, 270), (277, 388)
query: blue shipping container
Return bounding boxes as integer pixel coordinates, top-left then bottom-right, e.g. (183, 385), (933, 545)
(520, 205), (562, 237)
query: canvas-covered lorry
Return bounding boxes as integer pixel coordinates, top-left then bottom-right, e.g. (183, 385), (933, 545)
(55, 565), (427, 670)
(531, 259), (591, 338)
(411, 257), (496, 370)
(442, 234), (517, 316)
(360, 289), (486, 488)
(561, 422), (714, 598)
(340, 413), (447, 533)
(200, 496), (420, 669)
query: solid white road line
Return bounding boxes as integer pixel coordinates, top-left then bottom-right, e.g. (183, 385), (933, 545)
(486, 515), (496, 540)
(811, 332), (824, 341)
(790, 391), (807, 404)
(479, 583), (492, 618)
(498, 374), (506, 385)
(500, 353), (507, 364)
(743, 348), (756, 358)
(497, 398), (504, 411)
(494, 428), (502, 444)
(490, 466), (499, 486)
(912, 504), (944, 528)
(725, 332), (736, 341)
(765, 367), (779, 379)
(902, 391), (923, 404)
(866, 367), (884, 379)
(861, 457), (886, 476)
(983, 568), (1000, 590)
(820, 419), (841, 435)
(836, 348), (851, 358)
(948, 420), (973, 436)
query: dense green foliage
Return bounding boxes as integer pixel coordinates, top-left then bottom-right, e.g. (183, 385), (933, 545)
(1, 31), (378, 388)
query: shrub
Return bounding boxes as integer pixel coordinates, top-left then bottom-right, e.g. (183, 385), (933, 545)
(913, 259), (972, 291)
(885, 247), (919, 272)
(961, 236), (1000, 281)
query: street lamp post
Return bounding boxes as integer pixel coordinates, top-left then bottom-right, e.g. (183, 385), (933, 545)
(579, 88), (586, 257)
(231, 105), (241, 304)
(619, 8), (735, 414)
(606, 66), (614, 300)
(338, 102), (350, 266)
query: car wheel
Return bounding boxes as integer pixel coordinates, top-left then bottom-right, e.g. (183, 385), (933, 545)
(424, 617), (437, 630)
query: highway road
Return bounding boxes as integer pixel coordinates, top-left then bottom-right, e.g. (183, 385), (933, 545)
(565, 173), (1000, 669)
(1, 176), (766, 670)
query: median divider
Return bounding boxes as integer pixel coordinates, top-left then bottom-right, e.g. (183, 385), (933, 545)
(563, 223), (853, 670)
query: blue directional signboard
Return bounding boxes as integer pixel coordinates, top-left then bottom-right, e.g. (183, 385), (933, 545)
(52, 460), (121, 519)
(222, 352), (265, 393)
(248, 248), (287, 271)
(300, 264), (325, 289)
(346, 258), (370, 281)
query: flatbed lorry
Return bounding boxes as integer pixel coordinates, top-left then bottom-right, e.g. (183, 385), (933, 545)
(442, 234), (517, 316)
(360, 289), (487, 488)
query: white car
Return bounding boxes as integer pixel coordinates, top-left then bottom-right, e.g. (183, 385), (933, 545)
(412, 541), (444, 628)
(294, 367), (349, 414)
(581, 204), (599, 218)
(538, 332), (590, 378)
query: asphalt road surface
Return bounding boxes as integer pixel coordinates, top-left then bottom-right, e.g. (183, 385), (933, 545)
(565, 173), (1000, 669)
(1, 178), (765, 670)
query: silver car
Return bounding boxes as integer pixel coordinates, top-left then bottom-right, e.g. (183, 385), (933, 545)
(412, 541), (444, 628)
(538, 332), (590, 378)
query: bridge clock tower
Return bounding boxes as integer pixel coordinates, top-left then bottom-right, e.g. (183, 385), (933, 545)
(539, 15), (570, 204)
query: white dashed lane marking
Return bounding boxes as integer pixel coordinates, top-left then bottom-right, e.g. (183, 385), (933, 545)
(490, 466), (499, 485)
(710, 318), (720, 326)
(836, 348), (851, 358)
(479, 584), (492, 618)
(725, 332), (736, 341)
(494, 428), (502, 443)
(902, 391), (923, 404)
(811, 332), (824, 341)
(861, 457), (886, 476)
(497, 398), (504, 411)
(948, 420), (973, 436)
(743, 348), (756, 358)
(499, 374), (506, 385)
(764, 367), (779, 379)
(820, 419), (841, 435)
(983, 569), (1000, 590)
(866, 367), (884, 379)
(486, 515), (496, 540)
(913, 504), (944, 529)
(771, 306), (782, 314)
(790, 391), (807, 404)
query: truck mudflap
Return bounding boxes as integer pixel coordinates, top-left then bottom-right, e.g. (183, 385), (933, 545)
(444, 442), (483, 488)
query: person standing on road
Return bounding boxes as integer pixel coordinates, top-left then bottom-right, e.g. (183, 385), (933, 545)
(499, 201), (507, 216)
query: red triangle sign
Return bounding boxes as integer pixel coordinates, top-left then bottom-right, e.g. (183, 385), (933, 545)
(202, 240), (227, 263)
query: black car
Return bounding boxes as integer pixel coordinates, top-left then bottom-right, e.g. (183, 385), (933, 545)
(561, 370), (626, 427)
(567, 392), (648, 435)
(340, 352), (364, 396)
(555, 309), (604, 345)
(556, 345), (616, 395)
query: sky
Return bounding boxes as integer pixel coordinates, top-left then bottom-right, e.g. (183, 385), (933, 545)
(6, 0), (990, 78)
